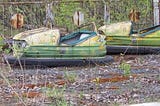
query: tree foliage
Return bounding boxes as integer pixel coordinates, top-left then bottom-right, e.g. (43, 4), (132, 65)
(0, 0), (153, 36)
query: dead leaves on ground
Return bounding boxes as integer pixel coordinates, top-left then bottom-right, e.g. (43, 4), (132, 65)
(92, 76), (129, 83)
(91, 74), (138, 83)
(12, 82), (53, 89)
(12, 79), (71, 89)
(11, 80), (69, 98)
(22, 92), (41, 98)
(12, 91), (42, 98)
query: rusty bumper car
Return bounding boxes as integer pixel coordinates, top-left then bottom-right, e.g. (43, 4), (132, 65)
(98, 21), (160, 54)
(4, 23), (113, 67)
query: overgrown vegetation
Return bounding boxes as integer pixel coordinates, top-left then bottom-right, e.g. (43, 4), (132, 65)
(0, 0), (153, 37)
(119, 62), (131, 76)
(64, 72), (77, 83)
(0, 1), (159, 106)
(45, 87), (68, 106)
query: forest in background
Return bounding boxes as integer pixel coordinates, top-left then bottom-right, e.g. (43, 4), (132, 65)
(0, 0), (153, 37)
(0, 1), (160, 106)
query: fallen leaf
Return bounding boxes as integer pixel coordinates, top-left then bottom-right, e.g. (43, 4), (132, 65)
(22, 91), (41, 98)
(92, 76), (129, 83)
(55, 80), (67, 85)
(92, 74), (139, 83)
(37, 82), (53, 88)
(24, 84), (36, 89)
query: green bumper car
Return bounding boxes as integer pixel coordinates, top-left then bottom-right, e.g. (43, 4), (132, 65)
(4, 25), (113, 67)
(98, 21), (160, 54)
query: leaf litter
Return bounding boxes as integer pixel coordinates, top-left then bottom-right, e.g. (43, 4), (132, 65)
(0, 55), (160, 105)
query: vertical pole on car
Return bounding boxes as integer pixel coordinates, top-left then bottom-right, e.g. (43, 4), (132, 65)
(153, 0), (159, 25)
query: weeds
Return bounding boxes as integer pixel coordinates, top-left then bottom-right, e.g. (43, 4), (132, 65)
(45, 87), (65, 98)
(119, 62), (131, 76)
(64, 72), (77, 83)
(56, 99), (68, 106)
(44, 87), (69, 106)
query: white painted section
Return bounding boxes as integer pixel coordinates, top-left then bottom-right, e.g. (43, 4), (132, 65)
(153, 0), (159, 25)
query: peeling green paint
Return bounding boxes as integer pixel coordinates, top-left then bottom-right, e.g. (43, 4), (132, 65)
(12, 27), (106, 59)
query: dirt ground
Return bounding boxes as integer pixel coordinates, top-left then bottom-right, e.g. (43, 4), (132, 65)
(0, 55), (160, 106)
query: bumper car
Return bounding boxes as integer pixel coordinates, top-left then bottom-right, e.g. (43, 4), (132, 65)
(4, 23), (113, 67)
(98, 21), (160, 54)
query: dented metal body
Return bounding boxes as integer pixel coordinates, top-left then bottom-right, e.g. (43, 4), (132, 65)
(4, 25), (113, 66)
(98, 21), (160, 54)
(12, 27), (106, 58)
